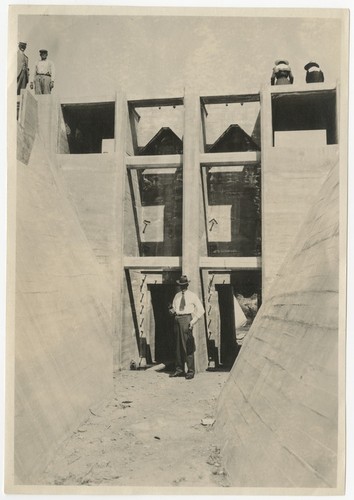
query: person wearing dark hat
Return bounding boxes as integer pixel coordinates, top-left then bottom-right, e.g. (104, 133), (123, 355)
(30, 49), (55, 94)
(271, 59), (294, 85)
(169, 275), (204, 379)
(304, 61), (324, 83)
(17, 42), (29, 95)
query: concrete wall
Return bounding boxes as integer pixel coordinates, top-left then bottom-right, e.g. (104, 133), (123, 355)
(263, 145), (338, 296)
(119, 272), (140, 369)
(57, 153), (117, 274)
(15, 134), (113, 484)
(36, 95), (60, 158)
(17, 91), (38, 165)
(215, 160), (339, 488)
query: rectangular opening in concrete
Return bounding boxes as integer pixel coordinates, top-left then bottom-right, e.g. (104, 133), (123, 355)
(202, 164), (261, 257)
(127, 167), (183, 256)
(271, 90), (337, 146)
(128, 99), (184, 156)
(61, 102), (115, 153)
(149, 284), (177, 365)
(201, 95), (260, 153)
(206, 269), (261, 369)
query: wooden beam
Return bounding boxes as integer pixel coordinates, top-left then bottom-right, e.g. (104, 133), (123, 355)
(200, 151), (260, 166)
(128, 106), (139, 155)
(199, 257), (261, 269)
(200, 93), (260, 105)
(200, 165), (210, 246)
(127, 97), (184, 108)
(123, 256), (181, 269)
(126, 169), (142, 251)
(126, 155), (183, 168)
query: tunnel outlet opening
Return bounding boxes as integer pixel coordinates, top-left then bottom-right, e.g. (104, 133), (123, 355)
(271, 90), (337, 147)
(61, 102), (115, 154)
(208, 269), (261, 370)
(148, 284), (177, 366)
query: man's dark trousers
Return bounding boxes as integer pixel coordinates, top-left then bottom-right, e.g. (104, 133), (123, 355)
(174, 314), (195, 374)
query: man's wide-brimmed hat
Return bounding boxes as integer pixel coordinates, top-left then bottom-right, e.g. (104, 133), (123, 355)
(304, 61), (320, 71)
(176, 275), (190, 286)
(275, 59), (289, 65)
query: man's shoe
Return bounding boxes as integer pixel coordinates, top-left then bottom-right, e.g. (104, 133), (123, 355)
(185, 372), (194, 380)
(169, 371), (184, 378)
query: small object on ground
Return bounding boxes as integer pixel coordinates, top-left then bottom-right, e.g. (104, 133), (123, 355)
(154, 436), (161, 440)
(201, 417), (216, 426)
(122, 400), (133, 404)
(169, 371), (185, 377)
(130, 360), (137, 370)
(89, 408), (100, 416)
(147, 363), (165, 371)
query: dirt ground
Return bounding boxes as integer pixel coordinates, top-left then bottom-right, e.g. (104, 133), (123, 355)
(36, 368), (231, 489)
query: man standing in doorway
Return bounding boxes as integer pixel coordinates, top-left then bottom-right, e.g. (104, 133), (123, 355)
(31, 49), (55, 94)
(169, 275), (204, 380)
(17, 42), (29, 95)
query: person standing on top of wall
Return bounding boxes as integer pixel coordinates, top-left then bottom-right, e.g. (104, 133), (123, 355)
(17, 42), (29, 95)
(304, 61), (325, 83)
(168, 275), (205, 380)
(270, 59), (294, 85)
(30, 49), (55, 94)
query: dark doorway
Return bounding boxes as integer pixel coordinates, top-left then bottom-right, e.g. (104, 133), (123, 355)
(61, 102), (115, 153)
(213, 270), (262, 368)
(149, 285), (177, 364)
(216, 285), (239, 367)
(271, 90), (337, 145)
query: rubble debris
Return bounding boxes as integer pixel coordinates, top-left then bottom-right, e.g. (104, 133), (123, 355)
(201, 418), (216, 426)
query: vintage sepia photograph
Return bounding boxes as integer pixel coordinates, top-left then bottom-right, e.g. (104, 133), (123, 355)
(5, 3), (349, 495)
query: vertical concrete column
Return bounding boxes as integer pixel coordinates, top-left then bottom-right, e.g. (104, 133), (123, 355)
(183, 89), (208, 372)
(113, 89), (128, 370)
(260, 85), (272, 301)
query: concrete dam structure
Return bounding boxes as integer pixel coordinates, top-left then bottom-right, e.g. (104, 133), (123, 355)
(12, 81), (342, 487)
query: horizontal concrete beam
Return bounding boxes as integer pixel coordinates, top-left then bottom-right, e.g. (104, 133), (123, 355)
(124, 257), (261, 269)
(200, 151), (260, 166)
(123, 256), (181, 269)
(126, 155), (183, 168)
(199, 257), (261, 269)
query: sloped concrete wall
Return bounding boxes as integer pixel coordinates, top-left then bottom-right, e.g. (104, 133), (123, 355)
(263, 145), (338, 296)
(57, 153), (116, 274)
(15, 135), (113, 484)
(17, 91), (38, 165)
(216, 161), (339, 488)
